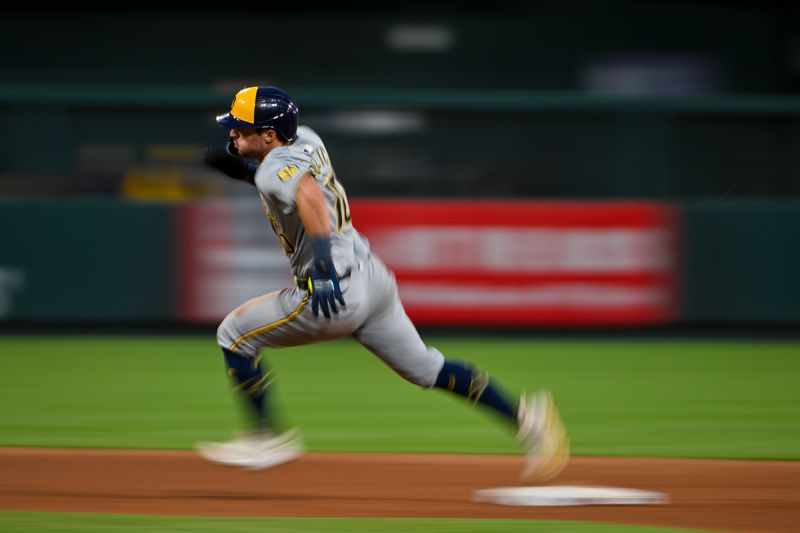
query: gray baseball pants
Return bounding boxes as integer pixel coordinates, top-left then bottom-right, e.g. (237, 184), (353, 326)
(216, 255), (445, 388)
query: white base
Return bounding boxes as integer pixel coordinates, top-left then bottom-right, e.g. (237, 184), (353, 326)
(473, 485), (669, 507)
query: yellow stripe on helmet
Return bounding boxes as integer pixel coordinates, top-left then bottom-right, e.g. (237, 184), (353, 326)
(229, 86), (258, 124)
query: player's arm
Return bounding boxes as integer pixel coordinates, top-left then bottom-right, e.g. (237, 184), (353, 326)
(202, 140), (258, 185)
(297, 173), (330, 235)
(296, 173), (345, 318)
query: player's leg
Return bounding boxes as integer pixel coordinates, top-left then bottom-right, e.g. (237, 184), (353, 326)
(353, 258), (517, 422)
(353, 257), (569, 480)
(356, 306), (518, 423)
(219, 348), (279, 431)
(200, 282), (364, 470)
(215, 291), (294, 432)
(197, 289), (309, 469)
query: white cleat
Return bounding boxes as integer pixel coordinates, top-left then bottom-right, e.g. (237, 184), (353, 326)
(195, 427), (304, 470)
(515, 390), (570, 482)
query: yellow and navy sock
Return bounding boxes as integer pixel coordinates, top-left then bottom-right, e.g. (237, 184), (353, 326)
(433, 359), (517, 422)
(222, 348), (277, 430)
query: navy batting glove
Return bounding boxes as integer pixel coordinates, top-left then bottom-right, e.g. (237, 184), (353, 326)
(311, 267), (344, 319)
(309, 236), (346, 319)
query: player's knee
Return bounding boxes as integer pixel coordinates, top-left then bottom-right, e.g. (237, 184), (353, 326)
(397, 346), (446, 389)
(216, 318), (231, 350)
(216, 312), (251, 356)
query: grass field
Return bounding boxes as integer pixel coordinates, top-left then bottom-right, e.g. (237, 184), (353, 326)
(0, 335), (797, 459)
(1, 335), (796, 533)
(0, 512), (712, 532)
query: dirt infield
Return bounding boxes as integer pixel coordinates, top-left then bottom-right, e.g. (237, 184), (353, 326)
(0, 448), (798, 532)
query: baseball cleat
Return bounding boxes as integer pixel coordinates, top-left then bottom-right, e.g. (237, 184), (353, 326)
(515, 390), (570, 482)
(195, 427), (304, 470)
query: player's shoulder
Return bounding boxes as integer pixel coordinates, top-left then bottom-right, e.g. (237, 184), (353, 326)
(291, 126), (324, 155)
(296, 125), (321, 143)
(255, 127), (322, 187)
(256, 153), (298, 189)
(274, 126), (323, 163)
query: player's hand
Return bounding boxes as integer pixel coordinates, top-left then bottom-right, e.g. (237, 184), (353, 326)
(310, 262), (345, 319)
(307, 235), (345, 319)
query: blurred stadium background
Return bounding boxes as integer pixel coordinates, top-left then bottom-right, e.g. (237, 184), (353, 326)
(2, 6), (800, 532)
(1, 1), (798, 333)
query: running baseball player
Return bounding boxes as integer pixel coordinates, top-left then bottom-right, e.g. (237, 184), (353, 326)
(197, 86), (569, 480)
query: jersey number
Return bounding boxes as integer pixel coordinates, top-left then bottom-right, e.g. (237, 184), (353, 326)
(325, 174), (352, 232)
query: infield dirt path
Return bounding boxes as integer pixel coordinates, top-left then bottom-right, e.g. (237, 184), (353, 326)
(0, 448), (798, 532)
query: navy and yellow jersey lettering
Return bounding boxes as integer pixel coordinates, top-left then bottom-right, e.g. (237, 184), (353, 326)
(254, 126), (368, 280)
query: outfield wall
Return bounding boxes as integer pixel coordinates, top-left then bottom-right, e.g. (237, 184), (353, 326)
(0, 199), (797, 326)
(0, 199), (176, 321)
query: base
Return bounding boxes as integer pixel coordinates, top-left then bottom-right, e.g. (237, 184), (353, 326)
(473, 485), (669, 506)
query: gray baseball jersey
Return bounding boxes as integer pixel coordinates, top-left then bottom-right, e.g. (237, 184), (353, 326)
(216, 126), (444, 388)
(253, 126), (368, 281)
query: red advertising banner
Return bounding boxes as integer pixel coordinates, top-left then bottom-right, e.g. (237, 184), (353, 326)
(350, 200), (679, 326)
(179, 199), (679, 326)
(178, 200), (294, 323)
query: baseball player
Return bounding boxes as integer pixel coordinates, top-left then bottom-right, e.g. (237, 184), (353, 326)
(197, 86), (569, 480)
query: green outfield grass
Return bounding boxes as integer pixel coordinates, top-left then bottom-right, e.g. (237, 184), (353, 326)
(0, 335), (798, 459)
(0, 512), (714, 532)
